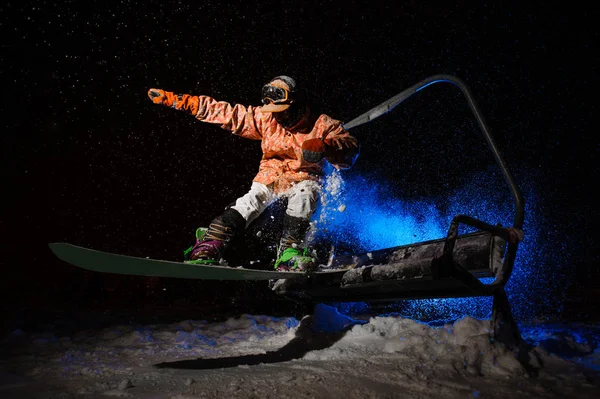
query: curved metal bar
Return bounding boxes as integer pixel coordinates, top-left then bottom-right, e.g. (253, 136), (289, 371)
(343, 74), (525, 285)
(344, 74), (524, 228)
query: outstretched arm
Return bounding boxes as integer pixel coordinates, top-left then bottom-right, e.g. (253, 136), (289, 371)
(147, 89), (262, 140)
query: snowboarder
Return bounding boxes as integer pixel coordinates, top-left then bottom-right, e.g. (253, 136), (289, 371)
(147, 75), (359, 271)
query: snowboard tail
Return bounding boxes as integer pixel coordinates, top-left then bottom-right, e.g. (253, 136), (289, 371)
(49, 243), (328, 281)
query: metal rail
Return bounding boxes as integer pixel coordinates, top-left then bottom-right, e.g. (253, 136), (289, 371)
(343, 74), (525, 286)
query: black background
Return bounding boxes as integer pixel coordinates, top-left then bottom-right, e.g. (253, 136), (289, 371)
(2, 1), (598, 322)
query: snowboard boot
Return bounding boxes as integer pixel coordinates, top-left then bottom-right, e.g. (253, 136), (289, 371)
(184, 208), (245, 265)
(273, 215), (317, 272)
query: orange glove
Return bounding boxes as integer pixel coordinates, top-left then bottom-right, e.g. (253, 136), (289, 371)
(148, 88), (168, 105)
(302, 138), (326, 163)
(302, 136), (360, 165)
(147, 89), (201, 116)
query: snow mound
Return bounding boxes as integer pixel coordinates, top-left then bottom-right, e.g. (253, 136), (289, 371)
(2, 309), (599, 398)
(303, 315), (523, 377)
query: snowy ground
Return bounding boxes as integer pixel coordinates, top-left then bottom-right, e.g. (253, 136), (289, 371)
(1, 304), (599, 399)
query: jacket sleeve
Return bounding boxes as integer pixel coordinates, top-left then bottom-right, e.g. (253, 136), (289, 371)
(159, 91), (262, 140)
(323, 122), (360, 170)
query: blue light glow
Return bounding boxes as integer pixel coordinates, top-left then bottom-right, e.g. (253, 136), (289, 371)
(415, 79), (446, 93)
(314, 164), (557, 323)
(310, 304), (367, 333)
(314, 171), (447, 251)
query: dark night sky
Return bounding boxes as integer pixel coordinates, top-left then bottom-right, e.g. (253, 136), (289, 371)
(1, 1), (598, 317)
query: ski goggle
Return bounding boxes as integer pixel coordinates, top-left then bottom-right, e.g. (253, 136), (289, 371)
(261, 84), (290, 105)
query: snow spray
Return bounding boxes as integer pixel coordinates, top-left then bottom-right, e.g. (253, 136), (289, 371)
(312, 163), (564, 324)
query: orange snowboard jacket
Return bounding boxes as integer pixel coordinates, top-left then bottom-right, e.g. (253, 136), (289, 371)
(157, 91), (359, 193)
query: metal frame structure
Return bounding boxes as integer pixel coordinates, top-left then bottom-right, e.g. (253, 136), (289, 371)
(275, 75), (526, 348)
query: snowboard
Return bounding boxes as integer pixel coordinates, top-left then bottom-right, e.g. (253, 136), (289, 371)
(49, 243), (345, 281)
